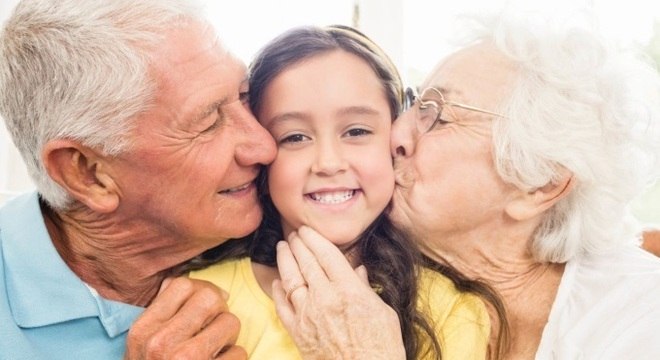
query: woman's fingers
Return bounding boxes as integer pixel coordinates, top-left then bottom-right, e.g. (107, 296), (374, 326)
(272, 227), (407, 360)
(355, 265), (370, 286)
(286, 231), (330, 288)
(271, 279), (296, 327)
(296, 226), (362, 282)
(275, 241), (310, 309)
(275, 240), (306, 291)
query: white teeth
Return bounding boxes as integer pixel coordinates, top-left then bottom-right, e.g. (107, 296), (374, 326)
(309, 190), (355, 204)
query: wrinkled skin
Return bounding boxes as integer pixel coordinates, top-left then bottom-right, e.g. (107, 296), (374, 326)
(273, 226), (406, 360)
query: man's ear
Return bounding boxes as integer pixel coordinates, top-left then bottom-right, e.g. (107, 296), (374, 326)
(505, 170), (575, 221)
(42, 139), (119, 213)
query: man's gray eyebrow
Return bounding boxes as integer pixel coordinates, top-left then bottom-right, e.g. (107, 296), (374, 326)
(193, 99), (228, 123)
(193, 76), (249, 123)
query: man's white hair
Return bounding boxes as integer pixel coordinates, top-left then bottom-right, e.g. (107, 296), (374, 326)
(0, 0), (203, 209)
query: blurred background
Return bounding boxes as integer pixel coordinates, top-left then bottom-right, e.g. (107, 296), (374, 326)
(1, 0), (658, 225)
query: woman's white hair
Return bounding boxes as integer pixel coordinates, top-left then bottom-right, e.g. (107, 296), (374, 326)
(0, 0), (203, 209)
(464, 12), (660, 262)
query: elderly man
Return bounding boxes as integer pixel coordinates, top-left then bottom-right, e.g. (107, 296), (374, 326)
(0, 0), (275, 358)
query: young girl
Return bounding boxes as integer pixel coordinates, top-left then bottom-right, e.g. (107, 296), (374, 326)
(189, 25), (506, 359)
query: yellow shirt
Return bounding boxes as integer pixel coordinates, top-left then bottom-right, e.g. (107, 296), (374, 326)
(190, 257), (489, 359)
(416, 267), (490, 359)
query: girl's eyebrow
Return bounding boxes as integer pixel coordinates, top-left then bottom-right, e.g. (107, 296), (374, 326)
(266, 105), (383, 128)
(336, 105), (381, 117)
(267, 111), (311, 125)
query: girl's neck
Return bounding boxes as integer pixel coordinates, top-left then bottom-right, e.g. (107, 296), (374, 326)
(252, 262), (280, 299)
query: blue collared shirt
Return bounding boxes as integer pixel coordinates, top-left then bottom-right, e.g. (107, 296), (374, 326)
(0, 192), (144, 359)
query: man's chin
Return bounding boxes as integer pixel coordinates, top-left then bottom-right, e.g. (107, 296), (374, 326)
(226, 207), (262, 238)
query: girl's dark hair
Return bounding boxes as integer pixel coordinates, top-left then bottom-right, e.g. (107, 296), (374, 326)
(180, 25), (509, 359)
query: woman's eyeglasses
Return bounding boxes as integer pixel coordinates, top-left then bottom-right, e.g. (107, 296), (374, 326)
(402, 87), (507, 133)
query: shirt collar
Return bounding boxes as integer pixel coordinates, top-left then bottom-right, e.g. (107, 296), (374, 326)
(1, 192), (143, 337)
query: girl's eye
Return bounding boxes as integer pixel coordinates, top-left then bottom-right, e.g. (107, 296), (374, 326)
(280, 133), (309, 144)
(344, 128), (372, 137)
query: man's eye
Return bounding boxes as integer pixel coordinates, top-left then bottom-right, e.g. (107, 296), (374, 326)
(280, 133), (309, 144)
(202, 118), (220, 133)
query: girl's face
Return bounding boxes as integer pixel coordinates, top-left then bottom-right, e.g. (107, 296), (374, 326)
(257, 50), (394, 249)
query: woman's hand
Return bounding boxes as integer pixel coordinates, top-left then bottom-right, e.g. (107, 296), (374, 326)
(273, 226), (406, 360)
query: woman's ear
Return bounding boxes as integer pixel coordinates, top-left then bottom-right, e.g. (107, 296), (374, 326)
(505, 171), (575, 221)
(42, 139), (119, 213)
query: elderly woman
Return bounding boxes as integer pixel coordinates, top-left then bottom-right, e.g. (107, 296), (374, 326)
(275, 12), (660, 359)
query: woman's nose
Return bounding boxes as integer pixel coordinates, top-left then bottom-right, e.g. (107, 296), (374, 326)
(391, 109), (417, 158)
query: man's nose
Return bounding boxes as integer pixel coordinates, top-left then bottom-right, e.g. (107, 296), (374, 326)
(234, 104), (276, 166)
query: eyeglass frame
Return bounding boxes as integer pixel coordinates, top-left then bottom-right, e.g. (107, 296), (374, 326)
(402, 87), (507, 133)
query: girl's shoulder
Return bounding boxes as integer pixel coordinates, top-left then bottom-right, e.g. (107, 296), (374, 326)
(416, 266), (491, 359)
(416, 266), (490, 331)
(188, 256), (251, 288)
